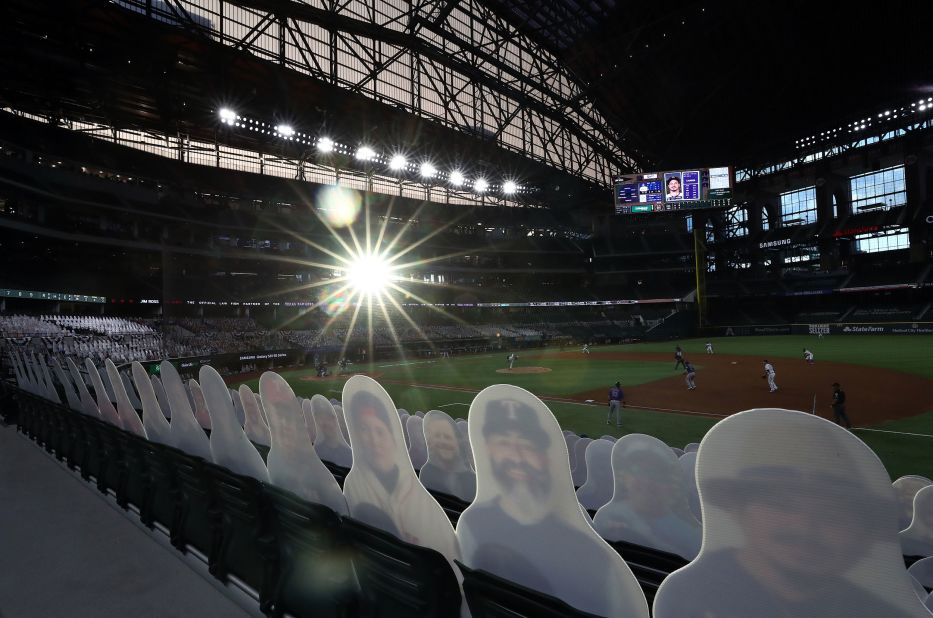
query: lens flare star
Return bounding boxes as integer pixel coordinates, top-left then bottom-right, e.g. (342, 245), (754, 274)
(257, 185), (476, 363)
(347, 252), (393, 297)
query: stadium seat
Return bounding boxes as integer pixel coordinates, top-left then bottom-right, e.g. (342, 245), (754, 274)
(204, 462), (276, 611)
(341, 517), (462, 617)
(323, 461), (351, 488)
(456, 562), (603, 618)
(141, 442), (182, 531)
(113, 431), (153, 512)
(93, 417), (127, 497)
(164, 449), (221, 561)
(426, 489), (471, 526)
(607, 540), (689, 603)
(265, 486), (356, 618)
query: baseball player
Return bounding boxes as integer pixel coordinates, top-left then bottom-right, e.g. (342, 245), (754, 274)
(803, 348), (814, 364)
(582, 343), (591, 355)
(607, 381), (625, 427)
(830, 382), (852, 428)
(763, 360), (778, 392)
(684, 360), (697, 390)
(705, 341), (714, 355)
(507, 352), (517, 369)
(674, 345), (685, 370)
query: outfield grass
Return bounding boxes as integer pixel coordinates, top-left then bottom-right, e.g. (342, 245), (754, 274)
(235, 334), (933, 479)
(634, 335), (933, 380)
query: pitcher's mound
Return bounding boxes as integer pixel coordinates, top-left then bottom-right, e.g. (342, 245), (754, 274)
(496, 367), (552, 374)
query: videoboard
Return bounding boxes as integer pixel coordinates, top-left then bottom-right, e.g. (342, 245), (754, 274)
(613, 166), (733, 214)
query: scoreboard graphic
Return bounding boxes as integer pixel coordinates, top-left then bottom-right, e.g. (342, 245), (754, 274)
(613, 166), (733, 214)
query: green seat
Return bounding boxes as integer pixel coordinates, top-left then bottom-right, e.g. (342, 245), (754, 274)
(342, 518), (461, 618)
(427, 490), (470, 527)
(114, 432), (153, 512)
(163, 450), (220, 562)
(93, 419), (126, 497)
(322, 462), (350, 489)
(457, 562), (604, 618)
(142, 443), (182, 531)
(265, 486), (356, 618)
(204, 463), (277, 612)
(607, 540), (689, 605)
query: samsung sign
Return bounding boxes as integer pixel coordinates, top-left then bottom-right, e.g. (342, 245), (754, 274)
(759, 238), (792, 249)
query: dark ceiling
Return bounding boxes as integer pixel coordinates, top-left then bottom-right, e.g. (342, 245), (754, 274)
(1, 0), (932, 190)
(498, 0), (933, 170)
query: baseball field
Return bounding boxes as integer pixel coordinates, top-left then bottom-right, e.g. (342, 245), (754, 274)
(233, 334), (933, 479)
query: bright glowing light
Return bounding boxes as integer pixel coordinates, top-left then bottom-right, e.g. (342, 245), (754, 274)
(347, 253), (392, 296)
(420, 162), (436, 178)
(449, 171), (465, 186)
(276, 124), (295, 137)
(317, 137), (334, 153)
(474, 178), (489, 193)
(389, 154), (407, 170)
(503, 180), (518, 194)
(356, 146), (376, 161)
(219, 108), (236, 124)
(318, 186), (361, 227)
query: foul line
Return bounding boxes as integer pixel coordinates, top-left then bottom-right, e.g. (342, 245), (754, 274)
(438, 403), (469, 408)
(378, 379), (729, 420)
(852, 427), (933, 438)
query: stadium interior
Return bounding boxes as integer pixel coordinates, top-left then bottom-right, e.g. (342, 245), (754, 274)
(2, 1), (933, 617)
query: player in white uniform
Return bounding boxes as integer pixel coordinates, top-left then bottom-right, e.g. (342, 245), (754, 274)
(507, 353), (517, 369)
(582, 344), (590, 355)
(763, 360), (777, 392)
(803, 348), (814, 364)
(705, 342), (714, 354)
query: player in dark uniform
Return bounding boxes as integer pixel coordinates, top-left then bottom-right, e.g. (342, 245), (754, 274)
(674, 345), (685, 370)
(831, 383), (851, 428)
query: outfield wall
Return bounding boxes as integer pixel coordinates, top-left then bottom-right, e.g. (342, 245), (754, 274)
(703, 322), (933, 337)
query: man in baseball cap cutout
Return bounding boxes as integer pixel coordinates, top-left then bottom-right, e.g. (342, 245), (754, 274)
(653, 408), (930, 618)
(457, 384), (649, 618)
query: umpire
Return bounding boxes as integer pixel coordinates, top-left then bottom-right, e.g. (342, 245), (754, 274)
(831, 382), (852, 429)
(607, 381), (625, 427)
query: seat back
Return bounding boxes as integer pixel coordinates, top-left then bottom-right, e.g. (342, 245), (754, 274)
(342, 518), (461, 618)
(266, 487), (355, 618)
(204, 463), (274, 604)
(457, 562), (603, 618)
(165, 449), (218, 557)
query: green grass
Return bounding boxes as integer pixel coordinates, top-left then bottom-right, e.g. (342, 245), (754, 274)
(235, 335), (933, 479)
(632, 335), (933, 380)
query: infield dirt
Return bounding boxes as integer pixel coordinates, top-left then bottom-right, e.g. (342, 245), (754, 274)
(561, 351), (931, 425)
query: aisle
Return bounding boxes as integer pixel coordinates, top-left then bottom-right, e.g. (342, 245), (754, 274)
(0, 423), (255, 618)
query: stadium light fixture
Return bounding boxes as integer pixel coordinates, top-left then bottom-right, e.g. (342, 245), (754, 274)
(276, 124), (295, 137)
(449, 170), (465, 186)
(389, 154), (407, 171)
(316, 137), (334, 153)
(420, 162), (437, 178)
(356, 146), (376, 161)
(219, 108), (236, 125)
(474, 178), (489, 193)
(503, 180), (518, 195)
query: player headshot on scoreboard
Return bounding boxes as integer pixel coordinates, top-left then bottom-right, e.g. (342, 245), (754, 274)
(665, 173), (683, 200)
